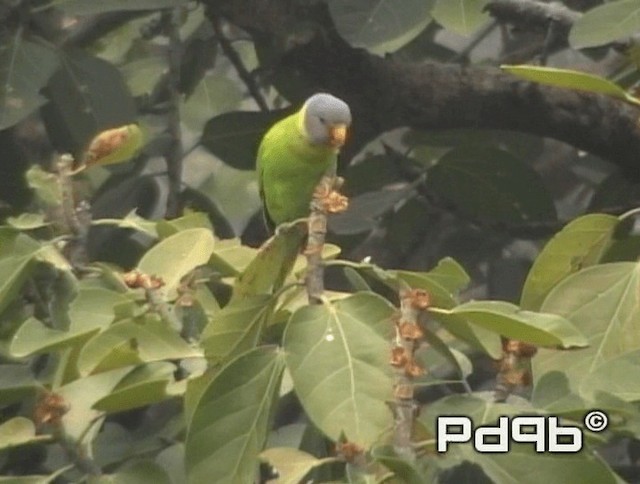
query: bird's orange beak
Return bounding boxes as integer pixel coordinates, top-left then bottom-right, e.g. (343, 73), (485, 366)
(328, 124), (348, 148)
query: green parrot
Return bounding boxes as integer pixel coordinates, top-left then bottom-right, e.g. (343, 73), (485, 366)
(258, 92), (352, 229)
(233, 93), (352, 299)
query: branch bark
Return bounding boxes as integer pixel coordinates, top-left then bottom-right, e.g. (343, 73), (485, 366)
(205, 0), (640, 180)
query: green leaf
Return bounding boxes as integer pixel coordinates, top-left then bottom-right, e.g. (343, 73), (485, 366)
(328, 187), (415, 235)
(201, 295), (273, 364)
(43, 49), (137, 156)
(432, 0), (490, 36)
(58, 368), (131, 441)
(327, 0), (433, 54)
(260, 448), (333, 484)
(201, 109), (288, 171)
(0, 233), (40, 315)
(371, 446), (425, 484)
(92, 362), (182, 413)
(76, 317), (202, 376)
(156, 212), (212, 239)
(91, 460), (172, 484)
(51, 0), (187, 15)
(570, 0), (640, 49)
(502, 65), (640, 106)
(137, 228), (215, 300)
(425, 257), (471, 294)
(25, 165), (62, 206)
(425, 146), (556, 223)
(446, 300), (587, 348)
(209, 238), (257, 276)
(9, 288), (130, 358)
(284, 293), (395, 446)
(186, 346), (285, 484)
(0, 31), (59, 130)
(6, 213), (48, 230)
(92, 210), (158, 238)
(0, 417), (50, 450)
(534, 262), (640, 401)
(520, 214), (618, 310)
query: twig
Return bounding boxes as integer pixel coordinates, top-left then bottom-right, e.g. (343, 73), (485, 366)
(55, 155), (90, 269)
(123, 271), (183, 332)
(389, 289), (430, 461)
(164, 7), (185, 218)
(212, 17), (269, 112)
(304, 168), (336, 305)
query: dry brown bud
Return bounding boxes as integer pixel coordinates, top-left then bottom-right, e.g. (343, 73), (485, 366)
(398, 321), (424, 340)
(322, 190), (349, 214)
(405, 359), (426, 378)
(34, 391), (69, 426)
(336, 441), (364, 462)
(390, 346), (409, 367)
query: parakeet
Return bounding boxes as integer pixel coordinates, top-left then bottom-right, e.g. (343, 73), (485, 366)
(258, 92), (352, 230)
(233, 93), (351, 299)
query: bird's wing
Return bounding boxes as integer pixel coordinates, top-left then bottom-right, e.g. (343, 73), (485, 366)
(257, 131), (276, 233)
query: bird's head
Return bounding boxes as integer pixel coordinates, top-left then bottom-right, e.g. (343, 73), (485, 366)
(301, 93), (351, 150)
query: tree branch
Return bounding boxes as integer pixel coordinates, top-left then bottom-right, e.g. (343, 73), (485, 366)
(204, 0), (640, 180)
(485, 0), (581, 37)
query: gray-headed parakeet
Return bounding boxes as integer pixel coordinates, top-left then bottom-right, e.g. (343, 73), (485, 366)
(258, 92), (351, 229)
(234, 93), (351, 298)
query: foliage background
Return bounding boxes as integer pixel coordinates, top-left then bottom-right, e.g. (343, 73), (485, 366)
(2, 0), (640, 482)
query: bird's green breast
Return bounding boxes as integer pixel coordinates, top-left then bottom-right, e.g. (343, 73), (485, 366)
(258, 111), (336, 227)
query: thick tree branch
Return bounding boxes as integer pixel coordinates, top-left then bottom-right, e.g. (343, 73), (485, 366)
(485, 0), (581, 36)
(205, 0), (640, 180)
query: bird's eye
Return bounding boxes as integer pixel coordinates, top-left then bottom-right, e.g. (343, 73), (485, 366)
(318, 116), (326, 124)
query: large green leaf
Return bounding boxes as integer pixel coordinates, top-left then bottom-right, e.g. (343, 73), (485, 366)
(209, 238), (258, 276)
(200, 295), (273, 364)
(534, 262), (640, 401)
(327, 0), (433, 54)
(9, 288), (130, 358)
(186, 346), (285, 484)
(0, 31), (59, 130)
(425, 147), (556, 223)
(502, 65), (640, 106)
(92, 362), (183, 413)
(137, 228), (215, 300)
(201, 109), (288, 171)
(570, 0), (640, 49)
(520, 214), (618, 310)
(0, 417), (50, 450)
(432, 0), (489, 36)
(50, 0), (187, 15)
(443, 300), (587, 348)
(76, 317), (202, 376)
(284, 293), (395, 446)
(421, 395), (618, 484)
